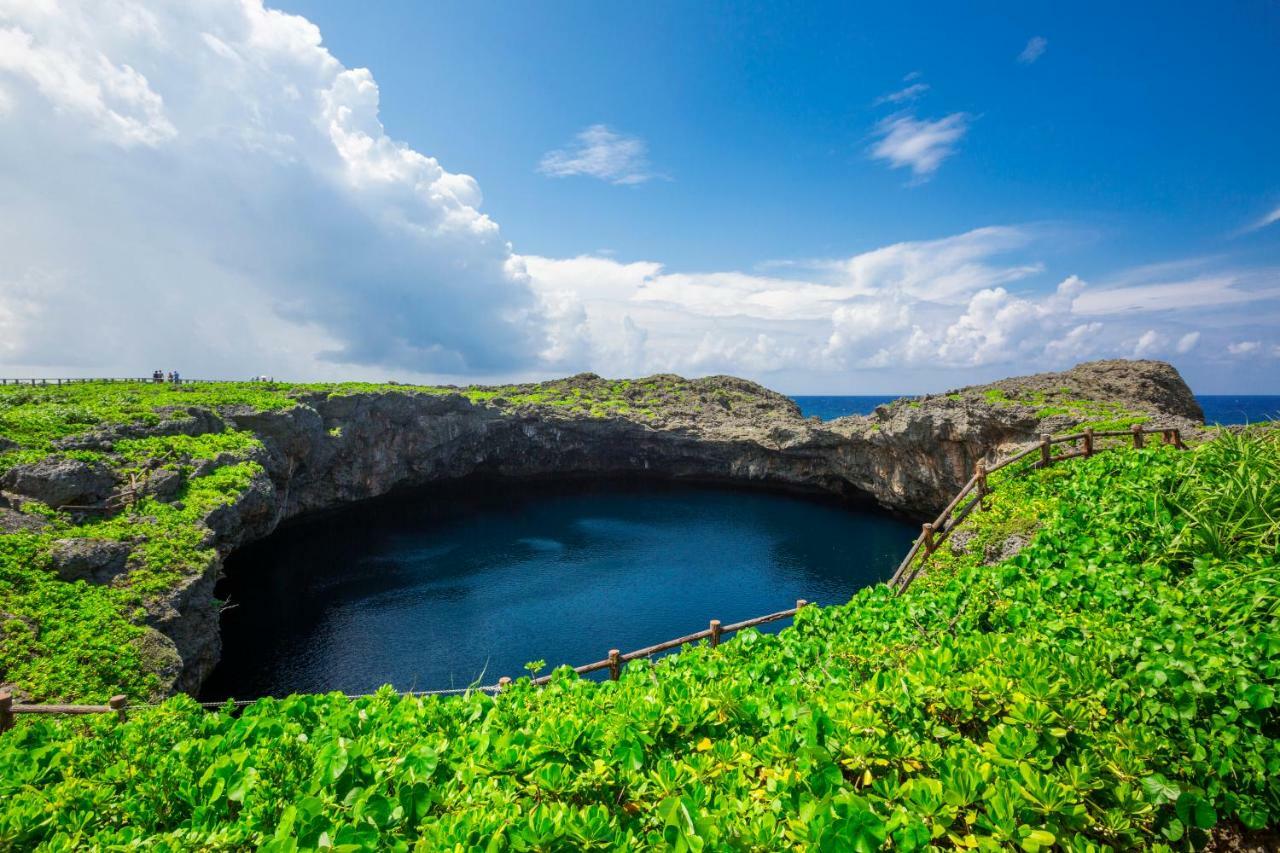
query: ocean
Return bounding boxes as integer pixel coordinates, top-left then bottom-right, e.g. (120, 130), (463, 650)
(791, 394), (1280, 426)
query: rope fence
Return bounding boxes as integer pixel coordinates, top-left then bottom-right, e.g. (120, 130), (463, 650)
(887, 423), (1188, 594)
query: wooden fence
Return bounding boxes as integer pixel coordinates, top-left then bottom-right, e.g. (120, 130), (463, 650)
(523, 600), (808, 687)
(0, 691), (128, 732)
(887, 423), (1187, 595)
(0, 603), (811, 728)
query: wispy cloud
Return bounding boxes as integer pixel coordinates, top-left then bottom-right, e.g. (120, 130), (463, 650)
(1018, 36), (1048, 64)
(538, 124), (658, 185)
(869, 112), (970, 180)
(874, 82), (929, 106)
(1242, 204), (1280, 234)
(1071, 274), (1280, 315)
(1228, 340), (1261, 356)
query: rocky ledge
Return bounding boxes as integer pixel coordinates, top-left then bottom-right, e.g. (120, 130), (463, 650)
(0, 359), (1201, 699)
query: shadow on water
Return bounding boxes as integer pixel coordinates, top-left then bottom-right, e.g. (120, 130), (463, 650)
(200, 478), (917, 700)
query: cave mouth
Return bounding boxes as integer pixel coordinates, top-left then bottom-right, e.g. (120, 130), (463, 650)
(200, 477), (917, 700)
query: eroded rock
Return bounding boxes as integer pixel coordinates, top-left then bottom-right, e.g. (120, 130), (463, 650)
(0, 457), (116, 508)
(47, 538), (133, 584)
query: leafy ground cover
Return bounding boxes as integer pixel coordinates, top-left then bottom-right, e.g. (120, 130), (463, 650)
(0, 429), (1276, 849)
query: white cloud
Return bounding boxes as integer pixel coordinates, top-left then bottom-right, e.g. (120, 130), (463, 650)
(1243, 204), (1280, 234)
(1018, 36), (1048, 64)
(1228, 340), (1261, 356)
(1071, 275), (1280, 315)
(538, 124), (657, 185)
(0, 0), (540, 378)
(874, 82), (929, 106)
(1133, 329), (1164, 357)
(522, 232), (1091, 376)
(1176, 331), (1201, 353)
(870, 112), (970, 180)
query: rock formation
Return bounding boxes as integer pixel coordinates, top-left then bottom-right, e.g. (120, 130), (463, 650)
(0, 359), (1203, 696)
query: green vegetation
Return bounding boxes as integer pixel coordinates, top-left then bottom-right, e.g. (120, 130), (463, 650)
(2, 429), (1277, 849)
(972, 387), (1148, 433)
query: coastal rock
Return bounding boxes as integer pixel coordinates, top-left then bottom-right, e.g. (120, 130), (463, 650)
(142, 468), (183, 501)
(0, 457), (116, 508)
(54, 406), (226, 451)
(47, 538), (133, 584)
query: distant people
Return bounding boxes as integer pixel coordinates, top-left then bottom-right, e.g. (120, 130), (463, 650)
(152, 369), (162, 383)
(172, 370), (181, 385)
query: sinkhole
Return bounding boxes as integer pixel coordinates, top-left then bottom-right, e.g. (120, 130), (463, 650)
(200, 478), (917, 700)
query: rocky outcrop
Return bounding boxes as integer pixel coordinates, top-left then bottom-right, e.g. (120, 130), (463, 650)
(0, 359), (1203, 696)
(1, 457), (116, 508)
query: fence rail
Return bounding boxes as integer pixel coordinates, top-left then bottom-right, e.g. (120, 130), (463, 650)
(0, 601), (811, 728)
(0, 377), (223, 386)
(888, 423), (1187, 594)
(526, 600), (807, 687)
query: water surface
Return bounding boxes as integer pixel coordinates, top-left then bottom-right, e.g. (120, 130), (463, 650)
(203, 480), (915, 699)
(793, 394), (1280, 425)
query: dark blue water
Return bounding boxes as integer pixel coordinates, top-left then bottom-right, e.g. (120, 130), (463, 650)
(203, 480), (915, 699)
(793, 394), (1280, 425)
(1196, 396), (1280, 426)
(792, 396), (899, 420)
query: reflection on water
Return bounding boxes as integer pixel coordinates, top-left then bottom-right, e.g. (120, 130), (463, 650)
(201, 479), (916, 699)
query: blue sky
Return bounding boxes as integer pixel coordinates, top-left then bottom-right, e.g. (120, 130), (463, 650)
(0, 1), (1277, 392)
(278, 0), (1280, 274)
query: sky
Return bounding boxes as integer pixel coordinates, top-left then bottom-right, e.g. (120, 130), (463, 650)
(0, 1), (1278, 393)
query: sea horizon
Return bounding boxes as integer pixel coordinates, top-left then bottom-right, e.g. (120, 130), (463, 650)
(792, 393), (1280, 425)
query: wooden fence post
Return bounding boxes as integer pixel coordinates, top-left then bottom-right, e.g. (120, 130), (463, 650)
(921, 523), (936, 554)
(109, 695), (128, 723)
(795, 599), (807, 611)
(1083, 427), (1094, 457)
(1131, 423), (1144, 448)
(709, 619), (722, 647)
(1039, 433), (1052, 467)
(0, 690), (12, 733)
(1173, 428), (1185, 449)
(975, 460), (988, 509)
(498, 677), (512, 692)
(608, 649), (621, 681)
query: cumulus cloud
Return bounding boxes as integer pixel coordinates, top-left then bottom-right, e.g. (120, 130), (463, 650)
(870, 112), (970, 180)
(1228, 340), (1261, 356)
(1133, 329), (1164, 357)
(1018, 36), (1048, 64)
(0, 0), (540, 378)
(538, 124), (658, 185)
(522, 232), (1084, 377)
